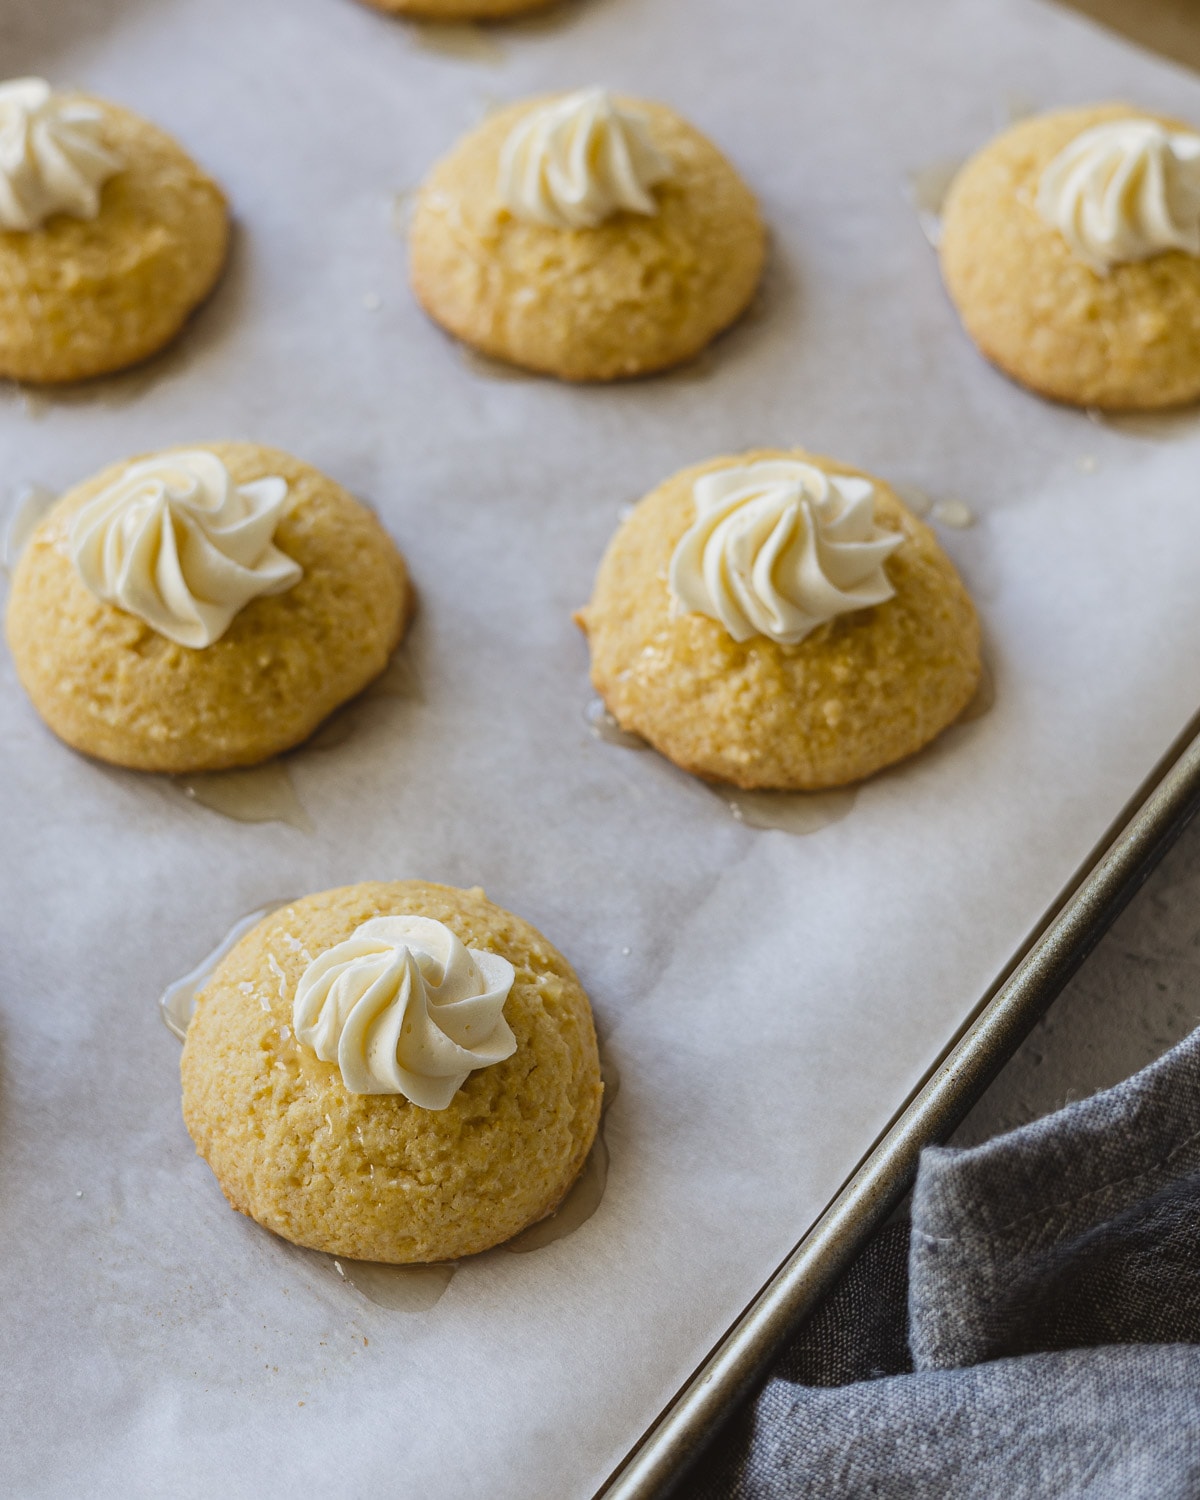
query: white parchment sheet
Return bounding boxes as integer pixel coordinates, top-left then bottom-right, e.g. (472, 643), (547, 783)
(3, 0), (1200, 1495)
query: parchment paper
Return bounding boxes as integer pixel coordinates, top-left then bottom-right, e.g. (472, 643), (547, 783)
(3, 0), (1200, 1495)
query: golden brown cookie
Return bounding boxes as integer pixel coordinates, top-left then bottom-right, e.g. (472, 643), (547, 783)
(181, 881), (604, 1264)
(940, 105), (1200, 410)
(361, 0), (557, 15)
(410, 94), (766, 381)
(577, 450), (982, 790)
(5, 443), (412, 772)
(0, 93), (229, 384)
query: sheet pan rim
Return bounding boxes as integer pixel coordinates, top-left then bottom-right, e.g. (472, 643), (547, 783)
(599, 706), (1200, 1500)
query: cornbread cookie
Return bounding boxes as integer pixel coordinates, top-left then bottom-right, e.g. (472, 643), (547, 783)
(577, 450), (981, 790)
(410, 92), (765, 381)
(361, 0), (556, 15)
(181, 882), (604, 1264)
(5, 443), (411, 772)
(0, 83), (228, 384)
(940, 105), (1200, 410)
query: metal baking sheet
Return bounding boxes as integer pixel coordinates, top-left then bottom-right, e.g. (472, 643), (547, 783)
(606, 707), (1200, 1497)
(4, 2), (1200, 1498)
(604, 4), (1200, 1491)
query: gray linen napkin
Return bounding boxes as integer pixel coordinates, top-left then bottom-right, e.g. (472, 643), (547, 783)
(690, 1025), (1200, 1497)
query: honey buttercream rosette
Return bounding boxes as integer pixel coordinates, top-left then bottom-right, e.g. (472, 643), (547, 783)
(292, 916), (518, 1107)
(940, 104), (1200, 410)
(410, 88), (766, 381)
(577, 449), (982, 790)
(0, 77), (229, 383)
(181, 882), (604, 1264)
(4, 442), (412, 772)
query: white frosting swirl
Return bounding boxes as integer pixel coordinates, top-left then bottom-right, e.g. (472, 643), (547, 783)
(1036, 117), (1200, 274)
(669, 461), (903, 646)
(0, 78), (123, 232)
(69, 450), (302, 649)
(498, 87), (672, 231)
(292, 916), (517, 1108)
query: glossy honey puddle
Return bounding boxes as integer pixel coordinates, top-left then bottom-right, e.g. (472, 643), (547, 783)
(330, 1051), (617, 1310)
(906, 159), (961, 247)
(586, 651), (994, 835)
(893, 484), (933, 518)
(167, 648), (423, 829)
(459, 346), (538, 382)
(588, 697), (861, 834)
(160, 908), (617, 1312)
(159, 901), (291, 1039)
(714, 784), (860, 835)
(905, 95), (1033, 248)
(409, 21), (505, 64)
(930, 497), (975, 528)
(391, 188), (417, 238)
(1, 481), (56, 575)
(6, 324), (203, 414)
(585, 698), (650, 751)
(586, 698), (858, 835)
(892, 485), (977, 530)
(9, 385), (50, 420)
(957, 658), (996, 725)
(1087, 407), (1200, 442)
(661, 348), (721, 385)
(331, 1256), (457, 1311)
(456, 321), (733, 390)
(171, 765), (314, 832)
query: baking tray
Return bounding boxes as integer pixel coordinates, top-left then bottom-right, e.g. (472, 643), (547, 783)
(605, 4), (1200, 1491)
(6, 1), (1200, 1498)
(604, 706), (1200, 1497)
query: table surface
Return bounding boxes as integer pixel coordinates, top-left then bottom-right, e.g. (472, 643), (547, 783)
(952, 812), (1200, 1150)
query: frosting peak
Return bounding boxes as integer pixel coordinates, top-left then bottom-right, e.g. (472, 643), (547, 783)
(498, 88), (672, 231)
(669, 461), (902, 646)
(0, 78), (123, 232)
(70, 450), (302, 649)
(1037, 117), (1200, 274)
(292, 916), (517, 1107)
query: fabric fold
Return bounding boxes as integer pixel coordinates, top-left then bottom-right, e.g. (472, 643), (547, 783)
(910, 1025), (1200, 1370)
(692, 1024), (1200, 1499)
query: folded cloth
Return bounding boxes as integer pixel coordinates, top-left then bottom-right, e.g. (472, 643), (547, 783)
(691, 1025), (1200, 1499)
